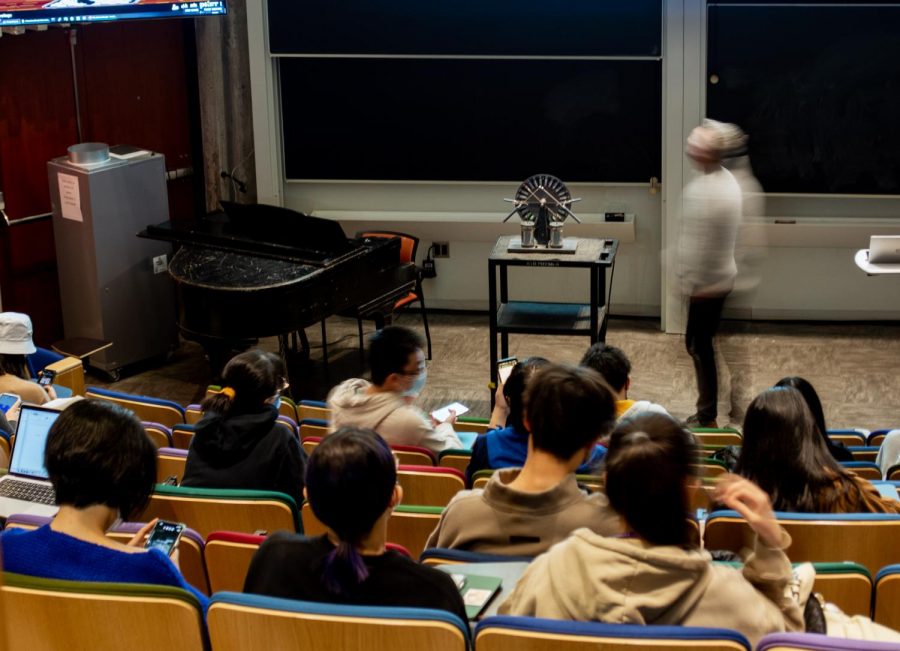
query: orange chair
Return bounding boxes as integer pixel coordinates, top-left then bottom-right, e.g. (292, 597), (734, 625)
(355, 231), (431, 359)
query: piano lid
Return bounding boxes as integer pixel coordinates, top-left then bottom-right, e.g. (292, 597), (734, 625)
(140, 202), (356, 266)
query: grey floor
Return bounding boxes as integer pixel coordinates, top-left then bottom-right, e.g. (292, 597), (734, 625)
(92, 313), (900, 431)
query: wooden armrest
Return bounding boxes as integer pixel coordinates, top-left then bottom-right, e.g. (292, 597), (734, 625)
(45, 357), (86, 396)
(45, 357), (83, 374)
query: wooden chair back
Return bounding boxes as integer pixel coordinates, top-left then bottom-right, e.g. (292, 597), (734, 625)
(438, 450), (472, 475)
(705, 512), (900, 574)
(874, 565), (900, 631)
(207, 592), (467, 651)
(142, 486), (299, 538)
(397, 466), (465, 507)
(143, 422), (174, 449)
(205, 532), (266, 593)
(85, 388), (185, 428)
(185, 405), (203, 424)
(1, 573), (206, 651)
(474, 617), (749, 651)
(156, 447), (188, 485)
(172, 425), (195, 449)
(299, 420), (329, 440)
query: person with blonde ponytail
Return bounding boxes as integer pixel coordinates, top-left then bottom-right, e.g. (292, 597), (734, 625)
(243, 427), (467, 621)
(181, 350), (306, 506)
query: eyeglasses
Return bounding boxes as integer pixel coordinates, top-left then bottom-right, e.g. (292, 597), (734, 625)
(399, 365), (427, 377)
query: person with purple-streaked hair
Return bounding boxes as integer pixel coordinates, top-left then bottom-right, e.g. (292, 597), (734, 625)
(242, 427), (467, 622)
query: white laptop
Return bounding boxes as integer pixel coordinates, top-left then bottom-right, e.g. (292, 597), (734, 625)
(868, 235), (900, 264)
(0, 405), (61, 518)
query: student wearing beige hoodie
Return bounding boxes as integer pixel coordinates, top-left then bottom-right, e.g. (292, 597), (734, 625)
(328, 326), (462, 455)
(499, 414), (804, 649)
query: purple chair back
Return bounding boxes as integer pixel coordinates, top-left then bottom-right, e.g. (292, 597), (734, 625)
(758, 633), (900, 651)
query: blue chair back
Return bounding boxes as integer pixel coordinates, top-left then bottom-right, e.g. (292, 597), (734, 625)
(85, 386), (186, 427)
(25, 346), (64, 379)
(419, 547), (533, 565)
(474, 616), (750, 651)
(207, 592), (469, 651)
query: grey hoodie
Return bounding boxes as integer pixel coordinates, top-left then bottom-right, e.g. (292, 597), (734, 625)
(499, 527), (804, 649)
(327, 378), (462, 454)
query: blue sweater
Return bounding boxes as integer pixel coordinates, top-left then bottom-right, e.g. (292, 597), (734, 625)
(0, 525), (209, 610)
(466, 425), (606, 484)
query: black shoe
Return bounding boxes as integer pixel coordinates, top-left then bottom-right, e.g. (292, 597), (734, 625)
(685, 413), (719, 429)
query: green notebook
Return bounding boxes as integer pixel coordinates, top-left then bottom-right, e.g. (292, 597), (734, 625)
(450, 573), (504, 619)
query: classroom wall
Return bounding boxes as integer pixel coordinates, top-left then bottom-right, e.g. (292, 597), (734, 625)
(247, 0), (900, 332)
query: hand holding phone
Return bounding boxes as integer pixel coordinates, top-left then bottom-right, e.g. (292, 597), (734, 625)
(38, 369), (56, 388)
(431, 402), (469, 423)
(0, 393), (21, 415)
(144, 520), (186, 556)
(497, 357), (517, 386)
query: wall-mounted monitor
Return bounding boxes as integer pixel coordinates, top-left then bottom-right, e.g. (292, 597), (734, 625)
(0, 0), (225, 28)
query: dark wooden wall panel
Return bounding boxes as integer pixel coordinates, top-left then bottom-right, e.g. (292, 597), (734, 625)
(0, 21), (198, 345)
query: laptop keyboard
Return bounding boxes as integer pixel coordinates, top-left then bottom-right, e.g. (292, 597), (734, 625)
(0, 479), (56, 505)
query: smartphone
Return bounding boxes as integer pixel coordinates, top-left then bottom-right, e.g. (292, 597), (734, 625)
(38, 369), (56, 387)
(431, 402), (469, 423)
(0, 393), (21, 414)
(144, 520), (185, 556)
(497, 357), (518, 385)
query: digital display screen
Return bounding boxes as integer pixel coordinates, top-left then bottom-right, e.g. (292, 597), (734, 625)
(0, 0), (225, 28)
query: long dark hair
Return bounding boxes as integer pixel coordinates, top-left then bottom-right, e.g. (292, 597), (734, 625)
(773, 376), (852, 463)
(0, 354), (27, 378)
(605, 413), (697, 547)
(201, 350), (285, 417)
(305, 428), (397, 596)
(737, 387), (861, 512)
(503, 356), (549, 433)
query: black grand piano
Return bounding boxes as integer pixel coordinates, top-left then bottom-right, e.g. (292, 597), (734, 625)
(140, 202), (416, 374)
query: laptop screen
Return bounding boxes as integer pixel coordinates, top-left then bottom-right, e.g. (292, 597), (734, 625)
(9, 406), (60, 480)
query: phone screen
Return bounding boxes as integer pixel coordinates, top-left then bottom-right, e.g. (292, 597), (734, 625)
(431, 402), (469, 423)
(497, 357), (518, 385)
(145, 520), (185, 556)
(38, 370), (56, 387)
(0, 394), (19, 413)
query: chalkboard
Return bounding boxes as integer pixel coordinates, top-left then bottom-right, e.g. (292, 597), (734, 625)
(707, 3), (900, 195)
(280, 58), (661, 182)
(268, 0), (661, 57)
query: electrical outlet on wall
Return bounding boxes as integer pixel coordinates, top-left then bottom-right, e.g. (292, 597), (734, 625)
(152, 254), (168, 274)
(433, 242), (450, 258)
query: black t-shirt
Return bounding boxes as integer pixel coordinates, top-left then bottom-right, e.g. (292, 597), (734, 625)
(243, 533), (468, 624)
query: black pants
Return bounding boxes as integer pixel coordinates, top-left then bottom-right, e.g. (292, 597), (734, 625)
(685, 295), (727, 422)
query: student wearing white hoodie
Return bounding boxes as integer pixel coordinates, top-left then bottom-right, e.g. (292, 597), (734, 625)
(328, 326), (462, 455)
(499, 413), (804, 649)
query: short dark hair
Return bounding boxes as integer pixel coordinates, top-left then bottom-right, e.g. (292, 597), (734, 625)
(580, 343), (631, 393)
(523, 364), (615, 461)
(605, 413), (696, 547)
(202, 349), (286, 416)
(306, 427), (397, 595)
(503, 357), (550, 433)
(45, 399), (157, 520)
(368, 326), (423, 386)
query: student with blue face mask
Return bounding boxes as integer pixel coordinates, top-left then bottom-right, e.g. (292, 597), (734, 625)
(182, 350), (307, 506)
(328, 326), (463, 455)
